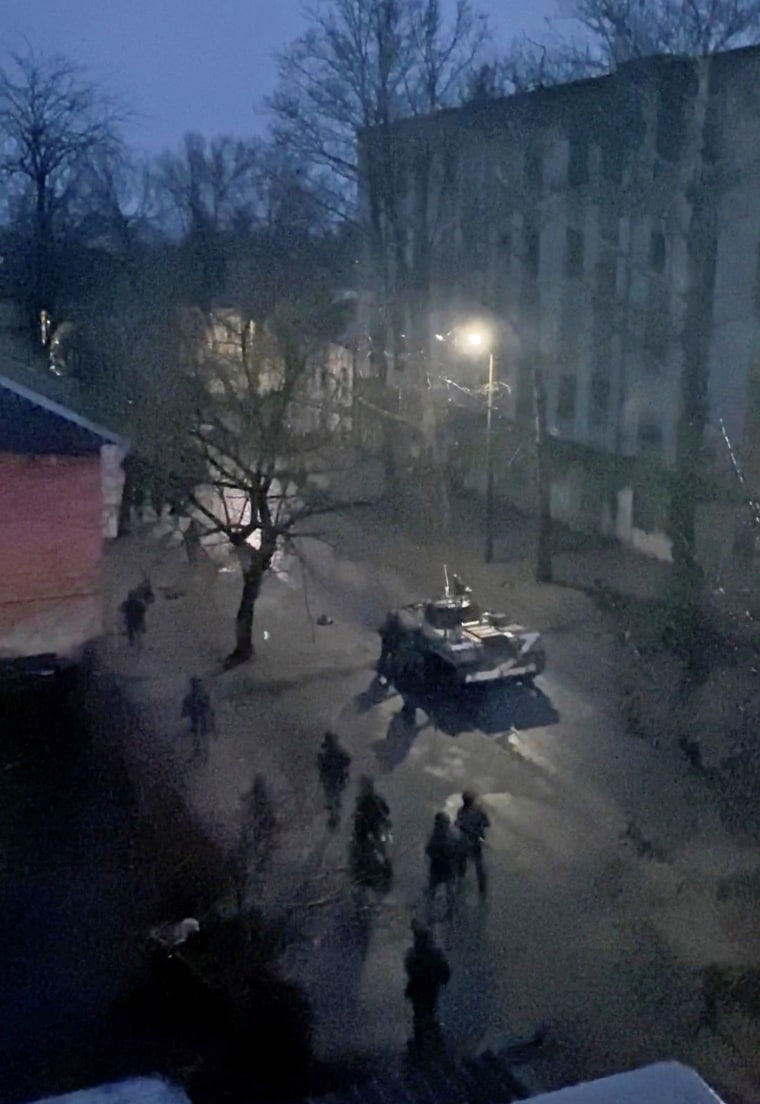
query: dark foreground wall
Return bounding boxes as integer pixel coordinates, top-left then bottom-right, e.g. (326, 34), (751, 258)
(0, 661), (229, 1103)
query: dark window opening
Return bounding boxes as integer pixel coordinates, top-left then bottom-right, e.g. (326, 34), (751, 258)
(523, 146), (543, 192)
(601, 140), (623, 183)
(644, 291), (670, 363)
(523, 223), (540, 279)
(557, 374), (577, 422)
(632, 482), (664, 531)
(568, 134), (589, 187)
(589, 374), (610, 427)
(637, 421), (663, 452)
(649, 231), (666, 274)
(564, 228), (584, 279)
(595, 248), (617, 303)
(753, 241), (760, 314)
(654, 64), (696, 163)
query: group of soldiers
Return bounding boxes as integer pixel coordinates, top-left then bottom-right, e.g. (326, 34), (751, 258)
(120, 584), (217, 760)
(317, 729), (491, 1047)
(137, 579), (487, 1047)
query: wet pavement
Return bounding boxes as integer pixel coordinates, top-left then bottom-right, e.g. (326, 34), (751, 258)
(9, 504), (760, 1102)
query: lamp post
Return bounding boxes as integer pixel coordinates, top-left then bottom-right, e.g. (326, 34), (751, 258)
(465, 330), (496, 563)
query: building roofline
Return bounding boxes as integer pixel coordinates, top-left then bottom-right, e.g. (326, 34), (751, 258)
(0, 371), (129, 450)
(358, 40), (760, 139)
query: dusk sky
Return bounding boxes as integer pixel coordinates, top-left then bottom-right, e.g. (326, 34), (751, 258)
(1, 0), (559, 154)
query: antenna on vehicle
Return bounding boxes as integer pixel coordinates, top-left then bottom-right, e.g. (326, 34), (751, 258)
(443, 563), (450, 598)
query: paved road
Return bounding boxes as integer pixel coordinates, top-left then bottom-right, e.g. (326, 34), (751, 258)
(9, 515), (759, 1103)
(253, 534), (760, 1097)
(101, 523), (760, 1100)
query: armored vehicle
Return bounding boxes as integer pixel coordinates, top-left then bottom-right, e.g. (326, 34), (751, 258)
(379, 570), (545, 694)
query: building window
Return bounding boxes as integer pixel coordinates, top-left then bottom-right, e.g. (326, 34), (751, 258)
(644, 287), (670, 363)
(523, 222), (540, 279)
(564, 228), (584, 278)
(754, 241), (760, 314)
(654, 66), (692, 163)
(557, 374), (577, 422)
(568, 134), (589, 187)
(523, 145), (543, 192)
(637, 421), (663, 453)
(649, 231), (666, 274)
(589, 373), (610, 427)
(633, 482), (663, 532)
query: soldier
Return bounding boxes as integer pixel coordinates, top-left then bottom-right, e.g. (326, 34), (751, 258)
(317, 731), (351, 829)
(425, 812), (458, 918)
(181, 676), (215, 760)
(353, 776), (391, 845)
(404, 920), (451, 1047)
(393, 642), (427, 724)
(351, 776), (392, 895)
(121, 593), (147, 648)
(455, 790), (490, 896)
(377, 611), (403, 685)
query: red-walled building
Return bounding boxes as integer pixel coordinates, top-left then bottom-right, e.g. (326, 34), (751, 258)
(0, 371), (126, 663)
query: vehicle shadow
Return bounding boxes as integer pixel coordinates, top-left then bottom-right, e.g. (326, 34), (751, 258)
(372, 711), (422, 772)
(423, 680), (559, 737)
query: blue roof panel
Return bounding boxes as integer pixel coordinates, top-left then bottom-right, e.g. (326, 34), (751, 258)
(0, 373), (124, 456)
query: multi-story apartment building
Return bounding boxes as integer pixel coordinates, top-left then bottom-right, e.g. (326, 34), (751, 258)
(358, 46), (760, 566)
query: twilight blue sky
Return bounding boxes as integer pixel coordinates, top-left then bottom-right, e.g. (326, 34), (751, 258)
(1, 0), (559, 154)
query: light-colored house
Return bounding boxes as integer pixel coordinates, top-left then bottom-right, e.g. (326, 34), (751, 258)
(203, 305), (353, 436)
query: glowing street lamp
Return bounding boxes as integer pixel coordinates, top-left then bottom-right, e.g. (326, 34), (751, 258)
(461, 326), (496, 563)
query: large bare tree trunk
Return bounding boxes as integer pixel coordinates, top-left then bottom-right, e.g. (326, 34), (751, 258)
(231, 567), (261, 664)
(668, 61), (717, 673)
(226, 552), (267, 667)
(533, 361), (553, 583)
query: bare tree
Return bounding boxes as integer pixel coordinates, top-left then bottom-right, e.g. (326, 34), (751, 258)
(499, 0), (760, 92)
(0, 49), (126, 339)
(184, 297), (369, 665)
(269, 0), (491, 216)
(154, 131), (261, 235)
(72, 150), (162, 255)
(151, 132), (264, 309)
(569, 0), (760, 61)
(270, 1), (493, 522)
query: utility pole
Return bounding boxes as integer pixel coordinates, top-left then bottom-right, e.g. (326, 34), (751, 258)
(485, 351), (495, 563)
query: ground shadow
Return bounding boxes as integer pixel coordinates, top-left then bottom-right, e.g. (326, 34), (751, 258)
(372, 711), (421, 772)
(421, 681), (559, 738)
(0, 661), (272, 1103)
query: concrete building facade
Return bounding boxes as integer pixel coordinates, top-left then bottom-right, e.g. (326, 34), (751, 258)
(358, 46), (760, 566)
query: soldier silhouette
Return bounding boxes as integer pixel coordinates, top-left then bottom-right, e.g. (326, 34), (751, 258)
(455, 790), (490, 896)
(404, 920), (450, 1048)
(181, 676), (216, 761)
(317, 730), (351, 828)
(425, 812), (458, 919)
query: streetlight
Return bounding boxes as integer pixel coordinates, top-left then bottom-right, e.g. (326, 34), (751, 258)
(462, 327), (496, 563)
